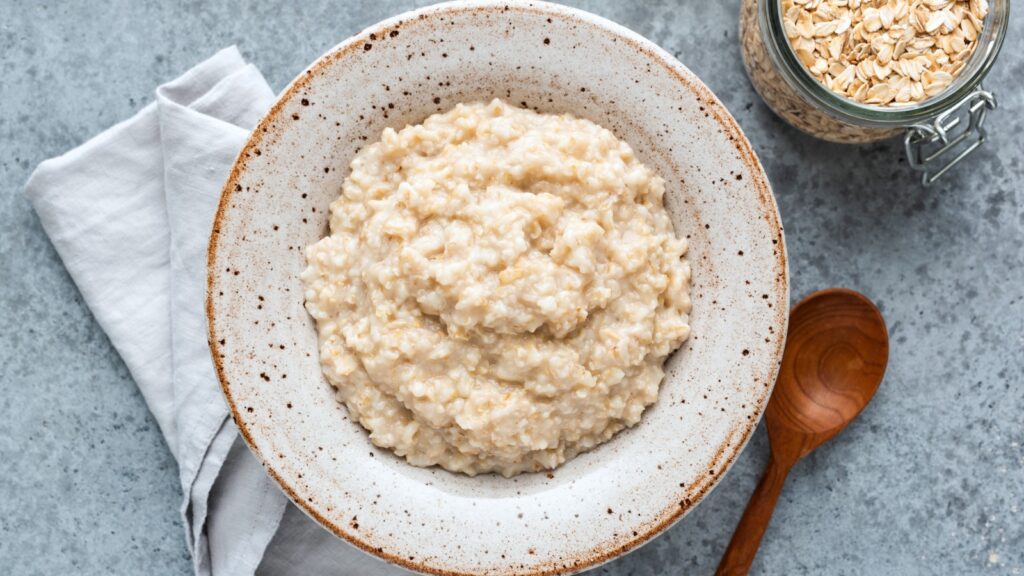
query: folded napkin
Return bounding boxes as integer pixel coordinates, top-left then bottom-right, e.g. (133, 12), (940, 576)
(25, 46), (409, 576)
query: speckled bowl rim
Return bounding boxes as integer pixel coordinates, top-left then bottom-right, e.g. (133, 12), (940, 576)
(207, 2), (788, 574)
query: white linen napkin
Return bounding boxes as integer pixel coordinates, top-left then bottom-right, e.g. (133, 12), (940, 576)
(25, 46), (409, 576)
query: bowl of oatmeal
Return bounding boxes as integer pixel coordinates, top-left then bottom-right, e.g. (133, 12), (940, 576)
(207, 1), (788, 574)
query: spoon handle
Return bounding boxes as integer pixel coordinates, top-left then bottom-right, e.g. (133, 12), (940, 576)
(715, 455), (793, 576)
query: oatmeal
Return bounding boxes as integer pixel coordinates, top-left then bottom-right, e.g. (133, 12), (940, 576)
(301, 100), (691, 477)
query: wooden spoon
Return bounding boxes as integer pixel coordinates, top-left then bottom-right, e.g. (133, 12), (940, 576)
(715, 288), (889, 576)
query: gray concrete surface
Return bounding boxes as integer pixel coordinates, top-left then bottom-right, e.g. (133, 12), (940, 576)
(1, 1), (1021, 575)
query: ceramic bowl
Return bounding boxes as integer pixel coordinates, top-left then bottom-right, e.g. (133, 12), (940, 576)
(207, 1), (788, 574)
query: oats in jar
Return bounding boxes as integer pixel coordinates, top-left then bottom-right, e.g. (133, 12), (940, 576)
(782, 0), (989, 105)
(301, 99), (692, 477)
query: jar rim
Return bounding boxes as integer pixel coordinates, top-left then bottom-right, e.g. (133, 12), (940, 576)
(760, 0), (1010, 128)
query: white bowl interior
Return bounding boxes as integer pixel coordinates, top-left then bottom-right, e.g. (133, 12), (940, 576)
(208, 2), (787, 574)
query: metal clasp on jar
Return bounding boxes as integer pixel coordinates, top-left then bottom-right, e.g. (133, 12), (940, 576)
(904, 88), (997, 186)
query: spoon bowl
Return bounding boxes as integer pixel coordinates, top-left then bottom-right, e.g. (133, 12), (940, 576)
(717, 288), (889, 575)
(767, 289), (889, 460)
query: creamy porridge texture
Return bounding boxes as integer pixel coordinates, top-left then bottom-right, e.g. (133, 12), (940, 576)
(301, 99), (692, 477)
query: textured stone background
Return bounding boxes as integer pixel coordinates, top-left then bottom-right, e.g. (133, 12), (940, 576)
(1, 1), (1021, 575)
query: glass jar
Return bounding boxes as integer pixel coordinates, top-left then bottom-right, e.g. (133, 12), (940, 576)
(739, 0), (1009, 183)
